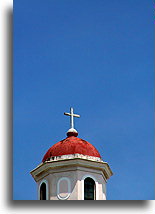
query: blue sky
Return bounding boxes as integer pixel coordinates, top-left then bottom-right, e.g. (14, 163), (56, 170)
(13, 0), (154, 200)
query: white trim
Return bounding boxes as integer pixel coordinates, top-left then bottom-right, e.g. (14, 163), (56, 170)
(81, 174), (99, 200)
(38, 179), (49, 200)
(102, 183), (106, 200)
(57, 177), (71, 200)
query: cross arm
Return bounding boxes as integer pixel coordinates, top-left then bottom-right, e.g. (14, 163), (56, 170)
(64, 112), (80, 118)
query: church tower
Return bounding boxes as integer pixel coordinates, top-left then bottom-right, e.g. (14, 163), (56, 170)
(30, 108), (113, 200)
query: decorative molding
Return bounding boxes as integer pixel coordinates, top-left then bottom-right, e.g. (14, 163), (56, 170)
(30, 158), (113, 182)
(81, 174), (99, 200)
(57, 177), (71, 200)
(48, 153), (103, 162)
(38, 179), (49, 200)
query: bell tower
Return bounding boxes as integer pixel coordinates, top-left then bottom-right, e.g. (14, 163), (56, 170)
(30, 108), (113, 200)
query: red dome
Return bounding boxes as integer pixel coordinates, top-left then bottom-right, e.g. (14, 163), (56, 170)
(42, 135), (101, 162)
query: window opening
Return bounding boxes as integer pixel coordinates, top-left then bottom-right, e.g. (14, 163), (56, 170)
(40, 182), (46, 200)
(84, 177), (95, 200)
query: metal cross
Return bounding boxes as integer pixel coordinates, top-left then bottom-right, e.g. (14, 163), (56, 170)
(64, 107), (80, 129)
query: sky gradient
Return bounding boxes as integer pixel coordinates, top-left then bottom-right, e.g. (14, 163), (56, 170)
(13, 0), (154, 200)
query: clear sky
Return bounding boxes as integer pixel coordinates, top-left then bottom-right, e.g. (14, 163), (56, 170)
(13, 0), (154, 200)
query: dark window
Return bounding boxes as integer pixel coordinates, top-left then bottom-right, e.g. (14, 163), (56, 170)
(40, 182), (46, 200)
(84, 177), (95, 200)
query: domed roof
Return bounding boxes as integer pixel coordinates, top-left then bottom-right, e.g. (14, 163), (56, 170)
(42, 135), (101, 162)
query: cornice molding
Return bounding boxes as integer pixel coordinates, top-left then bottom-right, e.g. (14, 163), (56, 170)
(30, 156), (113, 182)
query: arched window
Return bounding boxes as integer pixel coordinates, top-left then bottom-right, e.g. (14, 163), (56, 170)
(84, 177), (95, 200)
(40, 182), (46, 200)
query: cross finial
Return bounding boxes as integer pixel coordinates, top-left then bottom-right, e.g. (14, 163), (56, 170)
(64, 107), (80, 137)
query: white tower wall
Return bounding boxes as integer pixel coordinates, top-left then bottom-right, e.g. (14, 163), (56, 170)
(31, 155), (112, 200)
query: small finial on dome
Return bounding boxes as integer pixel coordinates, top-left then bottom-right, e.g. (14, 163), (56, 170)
(64, 107), (80, 137)
(67, 128), (78, 137)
